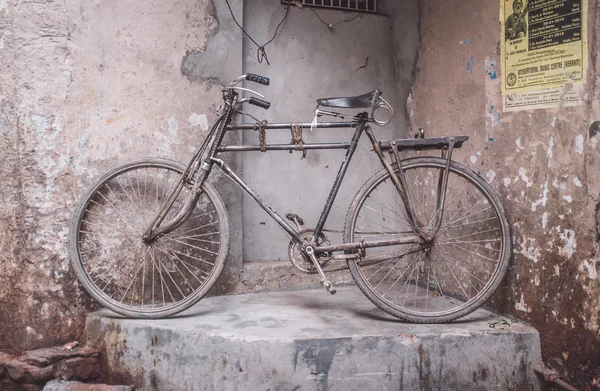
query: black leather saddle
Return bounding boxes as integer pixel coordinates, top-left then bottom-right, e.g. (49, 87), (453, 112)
(316, 90), (382, 109)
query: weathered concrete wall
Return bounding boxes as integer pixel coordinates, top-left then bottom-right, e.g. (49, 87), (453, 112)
(410, 0), (600, 387)
(0, 0), (242, 351)
(241, 1), (419, 261)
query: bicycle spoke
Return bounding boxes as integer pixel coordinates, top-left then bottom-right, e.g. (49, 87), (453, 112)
(155, 245), (209, 282)
(439, 253), (471, 302)
(441, 207), (495, 232)
(441, 227), (501, 241)
(102, 185), (138, 229)
(361, 203), (410, 227)
(425, 266), (431, 312)
(170, 231), (221, 240)
(430, 263), (451, 310)
(437, 249), (484, 290)
(444, 195), (488, 231)
(363, 245), (418, 281)
(164, 237), (219, 256)
(99, 245), (143, 291)
(85, 245), (135, 271)
(372, 251), (418, 291)
(372, 186), (411, 226)
(87, 200), (137, 231)
(436, 245), (493, 278)
(444, 242), (499, 263)
(397, 253), (422, 307)
(154, 252), (177, 304)
(119, 257), (146, 303)
(149, 246), (166, 307)
(171, 220), (220, 238)
(436, 238), (501, 252)
(386, 252), (422, 304)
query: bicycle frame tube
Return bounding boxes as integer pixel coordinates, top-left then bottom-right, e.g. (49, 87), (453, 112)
(211, 157), (305, 244)
(209, 118), (370, 247)
(313, 120), (367, 238)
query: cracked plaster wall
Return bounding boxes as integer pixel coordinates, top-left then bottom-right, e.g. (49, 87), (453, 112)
(410, 0), (600, 388)
(0, 0), (242, 351)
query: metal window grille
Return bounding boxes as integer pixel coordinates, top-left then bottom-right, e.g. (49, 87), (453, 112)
(282, 0), (378, 13)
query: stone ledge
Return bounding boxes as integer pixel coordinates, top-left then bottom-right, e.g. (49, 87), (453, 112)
(86, 286), (543, 390)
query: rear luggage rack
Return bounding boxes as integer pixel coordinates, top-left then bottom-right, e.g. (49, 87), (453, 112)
(379, 136), (468, 152)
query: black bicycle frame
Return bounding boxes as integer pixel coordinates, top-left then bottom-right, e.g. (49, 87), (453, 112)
(146, 98), (431, 253)
(214, 119), (367, 247)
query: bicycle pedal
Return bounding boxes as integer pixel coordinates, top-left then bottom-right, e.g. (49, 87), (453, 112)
(285, 213), (305, 231)
(322, 280), (336, 295)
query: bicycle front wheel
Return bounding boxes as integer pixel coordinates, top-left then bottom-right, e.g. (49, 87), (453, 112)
(69, 158), (230, 318)
(344, 157), (510, 323)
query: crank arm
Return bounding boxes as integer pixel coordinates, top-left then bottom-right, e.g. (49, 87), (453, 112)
(305, 246), (336, 294)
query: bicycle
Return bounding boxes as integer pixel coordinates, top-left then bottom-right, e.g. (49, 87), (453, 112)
(68, 73), (511, 322)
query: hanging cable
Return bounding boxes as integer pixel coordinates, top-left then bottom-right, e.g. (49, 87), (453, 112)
(310, 8), (362, 29)
(224, 0), (290, 65)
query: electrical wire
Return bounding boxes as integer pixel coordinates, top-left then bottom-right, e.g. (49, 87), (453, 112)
(310, 8), (362, 29)
(224, 0), (290, 65)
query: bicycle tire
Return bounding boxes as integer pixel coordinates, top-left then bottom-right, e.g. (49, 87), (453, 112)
(344, 157), (511, 323)
(69, 158), (230, 318)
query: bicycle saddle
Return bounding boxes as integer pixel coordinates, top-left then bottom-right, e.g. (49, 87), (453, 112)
(316, 90), (382, 109)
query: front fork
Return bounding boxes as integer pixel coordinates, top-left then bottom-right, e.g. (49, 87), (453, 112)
(366, 126), (456, 243)
(142, 101), (235, 243)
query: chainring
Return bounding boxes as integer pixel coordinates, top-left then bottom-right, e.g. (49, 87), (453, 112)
(288, 229), (331, 274)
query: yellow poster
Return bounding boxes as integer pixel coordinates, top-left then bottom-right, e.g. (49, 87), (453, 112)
(501, 0), (587, 108)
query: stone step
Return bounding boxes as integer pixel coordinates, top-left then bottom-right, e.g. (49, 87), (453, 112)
(85, 287), (543, 391)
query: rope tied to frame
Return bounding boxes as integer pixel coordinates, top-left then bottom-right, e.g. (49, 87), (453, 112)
(254, 120), (268, 152)
(290, 123), (306, 159)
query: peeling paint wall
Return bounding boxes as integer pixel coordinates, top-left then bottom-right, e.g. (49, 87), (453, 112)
(410, 0), (600, 387)
(0, 0), (242, 351)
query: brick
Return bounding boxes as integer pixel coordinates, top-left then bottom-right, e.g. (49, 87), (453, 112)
(56, 357), (101, 381)
(20, 347), (100, 367)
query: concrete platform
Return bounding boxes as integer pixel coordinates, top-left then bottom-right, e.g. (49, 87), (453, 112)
(85, 287), (542, 391)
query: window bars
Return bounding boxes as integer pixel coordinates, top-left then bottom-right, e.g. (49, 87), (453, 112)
(282, 0), (378, 13)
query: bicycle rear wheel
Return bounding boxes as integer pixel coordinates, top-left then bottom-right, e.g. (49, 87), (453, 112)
(344, 157), (510, 323)
(69, 158), (229, 318)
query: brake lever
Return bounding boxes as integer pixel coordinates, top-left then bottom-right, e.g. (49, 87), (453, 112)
(227, 87), (265, 99)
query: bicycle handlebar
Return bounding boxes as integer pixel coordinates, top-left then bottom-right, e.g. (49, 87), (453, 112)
(245, 73), (270, 86)
(249, 97), (271, 109)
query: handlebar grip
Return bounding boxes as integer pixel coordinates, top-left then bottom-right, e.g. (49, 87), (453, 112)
(245, 73), (270, 86)
(249, 97), (271, 110)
